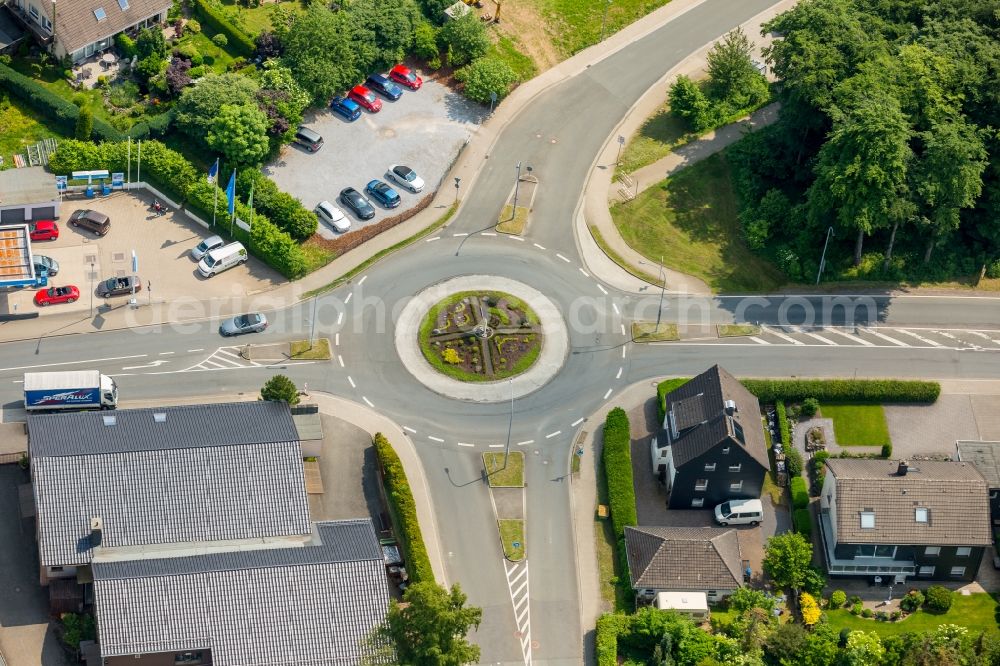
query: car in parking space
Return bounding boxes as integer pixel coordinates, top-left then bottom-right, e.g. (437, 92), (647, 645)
(69, 209), (111, 236)
(33, 255), (59, 276)
(365, 74), (403, 101)
(191, 235), (225, 261)
(389, 64), (422, 90)
(293, 126), (324, 152)
(34, 285), (79, 306)
(97, 275), (142, 298)
(365, 180), (401, 209)
(339, 187), (376, 220)
(330, 96), (362, 121)
(29, 220), (59, 241)
(348, 85), (382, 113)
(219, 312), (268, 337)
(315, 200), (351, 232)
(387, 165), (424, 193)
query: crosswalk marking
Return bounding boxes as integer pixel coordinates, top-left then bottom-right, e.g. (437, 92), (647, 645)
(765, 327), (804, 345)
(798, 329), (838, 345)
(866, 329), (910, 347)
(896, 329), (944, 347)
(749, 336), (771, 345)
(823, 328), (875, 346)
(505, 559), (532, 665)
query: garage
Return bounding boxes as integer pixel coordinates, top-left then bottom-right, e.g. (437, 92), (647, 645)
(0, 208), (25, 224)
(0, 167), (61, 223)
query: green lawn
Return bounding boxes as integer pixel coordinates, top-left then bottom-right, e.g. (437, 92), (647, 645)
(178, 29), (237, 74)
(718, 324), (761, 337)
(488, 36), (538, 82)
(825, 594), (999, 636)
(611, 152), (785, 293)
(7, 57), (112, 123)
(0, 95), (65, 167)
(289, 338), (331, 360)
(497, 204), (529, 234)
(619, 104), (692, 173)
(483, 452), (525, 487)
(217, 0), (305, 36)
(631, 322), (679, 342)
(498, 519), (525, 561)
(821, 404), (891, 447)
(527, 0), (672, 55)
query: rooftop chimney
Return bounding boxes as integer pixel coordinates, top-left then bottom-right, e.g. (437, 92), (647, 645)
(90, 516), (103, 547)
(724, 400), (737, 414)
(897, 460), (909, 476)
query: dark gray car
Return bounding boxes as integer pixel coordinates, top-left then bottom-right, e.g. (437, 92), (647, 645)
(219, 312), (268, 336)
(339, 187), (375, 220)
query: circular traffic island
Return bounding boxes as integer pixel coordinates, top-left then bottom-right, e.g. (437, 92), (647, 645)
(419, 291), (543, 382)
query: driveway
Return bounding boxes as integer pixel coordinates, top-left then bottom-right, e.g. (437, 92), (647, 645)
(307, 414), (382, 524)
(264, 77), (486, 235)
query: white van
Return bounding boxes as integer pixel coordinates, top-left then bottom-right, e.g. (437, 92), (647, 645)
(714, 499), (763, 526)
(198, 242), (247, 278)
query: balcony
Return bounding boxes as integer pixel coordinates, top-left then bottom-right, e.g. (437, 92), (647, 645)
(2, 1), (51, 44)
(818, 512), (916, 577)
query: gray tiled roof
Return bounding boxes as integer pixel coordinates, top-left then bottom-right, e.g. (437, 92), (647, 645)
(827, 459), (991, 546)
(28, 401), (299, 457)
(663, 365), (768, 469)
(956, 441), (1000, 488)
(32, 438), (311, 567)
(93, 520), (390, 666)
(55, 0), (171, 56)
(625, 526), (743, 591)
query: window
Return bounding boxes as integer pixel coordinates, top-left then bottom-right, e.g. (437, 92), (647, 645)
(28, 4), (38, 19)
(40, 14), (50, 31)
(728, 464), (742, 473)
(721, 447), (730, 455)
(860, 512), (875, 529)
(950, 566), (967, 578)
(918, 565), (935, 576)
(925, 546), (941, 556)
(915, 507), (928, 523)
(855, 545), (876, 558)
(94, 6), (106, 20)
(695, 479), (708, 491)
(118, 0), (129, 8)
(875, 545), (896, 558)
(729, 480), (743, 492)
(49, 566), (64, 572)
(691, 498), (704, 508)
(732, 420), (745, 443)
(956, 547), (972, 557)
(704, 463), (716, 472)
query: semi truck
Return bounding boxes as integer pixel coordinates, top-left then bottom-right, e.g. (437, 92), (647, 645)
(23, 370), (118, 411)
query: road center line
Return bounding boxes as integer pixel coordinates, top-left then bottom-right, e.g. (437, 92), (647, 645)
(362, 396), (374, 407)
(533, 243), (546, 250)
(403, 426), (417, 434)
(344, 293), (353, 304)
(571, 417), (584, 427)
(337, 312), (344, 325)
(489, 443), (504, 448)
(616, 367), (623, 379)
(0, 354), (147, 373)
(186, 348), (204, 353)
(545, 430), (562, 438)
(347, 376), (356, 388)
(579, 268), (590, 277)
(517, 440), (534, 446)
(482, 232), (497, 237)
(335, 333), (340, 346)
(603, 388), (613, 399)
(453, 232), (469, 237)
(556, 253), (570, 263)
(425, 236), (441, 242)
(457, 442), (474, 447)
(337, 356), (344, 368)
(597, 284), (608, 295)
(428, 435), (444, 443)
(158, 351), (175, 355)
(612, 303), (620, 315)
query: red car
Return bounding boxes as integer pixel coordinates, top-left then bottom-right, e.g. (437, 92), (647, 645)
(29, 220), (59, 241)
(348, 85), (382, 113)
(389, 64), (422, 90)
(34, 285), (80, 306)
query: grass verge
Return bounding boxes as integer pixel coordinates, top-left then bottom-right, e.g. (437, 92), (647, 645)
(497, 204), (529, 235)
(589, 225), (664, 286)
(610, 152), (785, 293)
(821, 404), (890, 446)
(498, 519), (525, 561)
(718, 324), (761, 337)
(631, 322), (679, 342)
(530, 0), (672, 56)
(825, 594), (999, 636)
(488, 36), (538, 81)
(0, 95), (65, 167)
(595, 445), (632, 611)
(289, 338), (332, 360)
(483, 451), (525, 487)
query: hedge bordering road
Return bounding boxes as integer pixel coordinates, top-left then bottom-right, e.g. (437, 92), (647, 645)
(741, 378), (940, 404)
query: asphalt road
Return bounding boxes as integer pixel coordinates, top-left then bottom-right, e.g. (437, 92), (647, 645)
(4, 0), (1000, 663)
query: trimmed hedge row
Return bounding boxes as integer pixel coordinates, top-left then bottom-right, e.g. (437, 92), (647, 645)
(793, 508), (812, 538)
(0, 63), (124, 142)
(656, 377), (692, 422)
(48, 140), (307, 278)
(603, 407), (637, 539)
(192, 0), (255, 56)
(743, 379), (940, 404)
(790, 476), (809, 509)
(595, 613), (629, 666)
(373, 433), (435, 585)
(237, 170), (316, 241)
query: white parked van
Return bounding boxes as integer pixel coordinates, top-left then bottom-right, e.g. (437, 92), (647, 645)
(198, 242), (247, 278)
(714, 498), (763, 526)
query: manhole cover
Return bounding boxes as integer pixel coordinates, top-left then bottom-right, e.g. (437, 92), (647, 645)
(112, 252), (125, 262)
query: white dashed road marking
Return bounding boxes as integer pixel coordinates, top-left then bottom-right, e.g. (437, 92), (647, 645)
(603, 388), (613, 399)
(358, 275), (367, 285)
(428, 435), (444, 443)
(866, 329), (910, 347)
(556, 253), (570, 263)
(403, 426), (417, 434)
(348, 376), (356, 388)
(517, 440), (534, 446)
(344, 293), (352, 304)
(545, 430), (562, 439)
(597, 284), (608, 295)
(533, 243), (545, 250)
(362, 396), (374, 407)
(457, 442), (474, 447)
(571, 417), (585, 427)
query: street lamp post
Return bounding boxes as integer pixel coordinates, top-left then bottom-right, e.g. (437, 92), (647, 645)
(511, 161), (522, 211)
(89, 261), (94, 317)
(502, 377), (514, 470)
(309, 295), (318, 351)
(600, 0), (612, 41)
(816, 226), (835, 285)
(454, 176), (461, 204)
(655, 256), (666, 332)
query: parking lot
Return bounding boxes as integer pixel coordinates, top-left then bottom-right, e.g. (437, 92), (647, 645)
(264, 75), (486, 236)
(0, 191), (283, 318)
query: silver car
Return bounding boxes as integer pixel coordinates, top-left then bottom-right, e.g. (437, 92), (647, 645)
(219, 312), (268, 337)
(33, 255), (59, 277)
(191, 235), (225, 260)
(315, 201), (351, 233)
(387, 164), (424, 193)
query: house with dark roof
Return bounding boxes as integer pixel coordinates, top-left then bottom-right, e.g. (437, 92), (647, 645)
(651, 365), (769, 509)
(93, 519), (391, 666)
(956, 440), (1000, 527)
(624, 526), (744, 603)
(28, 402), (313, 585)
(819, 459), (991, 583)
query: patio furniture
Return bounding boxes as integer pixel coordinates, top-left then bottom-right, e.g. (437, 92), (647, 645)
(102, 52), (116, 66)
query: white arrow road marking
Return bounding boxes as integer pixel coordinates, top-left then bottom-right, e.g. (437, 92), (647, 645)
(505, 560), (532, 666)
(121, 359), (169, 370)
(0, 354), (147, 373)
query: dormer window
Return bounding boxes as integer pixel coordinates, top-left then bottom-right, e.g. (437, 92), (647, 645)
(860, 511), (875, 529)
(915, 507), (928, 523)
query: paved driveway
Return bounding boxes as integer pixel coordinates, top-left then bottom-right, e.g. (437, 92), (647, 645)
(264, 77), (486, 235)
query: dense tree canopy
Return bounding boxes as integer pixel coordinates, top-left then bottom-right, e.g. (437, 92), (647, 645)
(373, 582), (482, 665)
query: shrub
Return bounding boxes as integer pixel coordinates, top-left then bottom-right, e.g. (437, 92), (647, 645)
(830, 590), (847, 609)
(188, 65), (206, 79)
(236, 170), (317, 240)
(191, 0), (254, 56)
(373, 433), (435, 584)
(793, 508), (812, 538)
(801, 397), (820, 417)
(595, 614), (629, 666)
(848, 595), (862, 606)
(862, 608), (874, 618)
(850, 602), (863, 615)
(742, 378), (940, 404)
(669, 74), (713, 131)
(456, 57), (517, 104)
(790, 477), (809, 509)
(891, 610), (902, 621)
(439, 13), (489, 67)
(925, 585), (952, 613)
(881, 443), (892, 458)
(212, 33), (228, 47)
(603, 407), (637, 540)
(875, 610), (888, 621)
(656, 377), (692, 421)
(800, 592), (821, 626)
(186, 18), (201, 34)
(115, 33), (138, 59)
(442, 348), (461, 364)
(900, 589), (924, 612)
(260, 374), (299, 404)
(175, 43), (204, 66)
(74, 106), (93, 140)
(413, 20), (439, 60)
(987, 259), (1000, 279)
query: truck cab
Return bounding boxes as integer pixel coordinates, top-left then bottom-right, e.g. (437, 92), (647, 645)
(101, 374), (118, 409)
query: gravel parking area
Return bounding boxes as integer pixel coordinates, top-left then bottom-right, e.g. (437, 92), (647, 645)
(264, 76), (486, 235)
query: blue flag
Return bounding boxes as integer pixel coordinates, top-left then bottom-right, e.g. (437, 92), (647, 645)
(225, 169), (236, 217)
(207, 158), (219, 184)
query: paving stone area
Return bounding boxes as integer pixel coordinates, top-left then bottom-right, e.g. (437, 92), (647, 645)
(885, 395), (982, 458)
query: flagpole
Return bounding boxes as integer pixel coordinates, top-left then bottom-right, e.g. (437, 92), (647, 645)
(126, 137), (131, 188)
(212, 159), (220, 228)
(248, 181), (254, 243)
(229, 167), (236, 236)
(136, 140), (141, 185)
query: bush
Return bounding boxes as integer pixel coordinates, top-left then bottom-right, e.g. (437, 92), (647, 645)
(669, 74), (713, 131)
(456, 57), (517, 104)
(373, 433), (435, 584)
(742, 379), (940, 404)
(875, 610), (888, 621)
(900, 589), (924, 612)
(862, 608), (874, 618)
(115, 33), (138, 59)
(212, 33), (228, 47)
(439, 13), (489, 67)
(830, 590), (847, 609)
(603, 408), (637, 539)
(74, 106), (93, 140)
(881, 443), (892, 458)
(850, 602), (863, 615)
(891, 610), (902, 621)
(413, 20), (439, 60)
(191, 0), (254, 56)
(790, 477), (809, 509)
(987, 259), (1000, 279)
(260, 374), (299, 404)
(925, 585), (952, 613)
(848, 595), (862, 606)
(793, 508), (812, 538)
(801, 397), (820, 417)
(186, 18), (201, 34)
(175, 43), (204, 66)
(595, 614), (629, 666)
(656, 377), (692, 421)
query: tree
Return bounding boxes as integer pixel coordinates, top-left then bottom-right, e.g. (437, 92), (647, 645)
(260, 374), (300, 405)
(373, 582), (482, 665)
(456, 57), (517, 104)
(165, 58), (192, 96)
(764, 622), (807, 665)
(74, 106), (93, 140)
(844, 631), (885, 666)
(347, 0), (420, 70)
(727, 587), (775, 614)
(136, 26), (168, 61)
(281, 4), (362, 103)
(417, 0), (452, 24)
(254, 30), (283, 60)
(762, 532), (813, 592)
(439, 13), (489, 67)
(413, 20), (439, 60)
(706, 27), (769, 109)
(207, 104), (271, 166)
(668, 75), (713, 131)
(175, 73), (260, 143)
(800, 592), (821, 626)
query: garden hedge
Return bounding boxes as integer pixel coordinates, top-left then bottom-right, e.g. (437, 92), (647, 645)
(191, 0), (255, 56)
(595, 613), (629, 666)
(373, 433), (435, 585)
(790, 476), (809, 509)
(656, 377), (692, 422)
(793, 508), (812, 538)
(0, 63), (124, 142)
(742, 379), (939, 404)
(237, 170), (317, 240)
(602, 407), (637, 540)
(775, 400), (802, 478)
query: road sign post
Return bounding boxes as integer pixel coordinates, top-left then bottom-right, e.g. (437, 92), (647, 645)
(489, 91), (498, 113)
(616, 135), (625, 165)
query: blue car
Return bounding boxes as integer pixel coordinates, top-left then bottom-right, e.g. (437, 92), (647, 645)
(330, 96), (361, 121)
(365, 179), (401, 209)
(365, 74), (403, 101)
